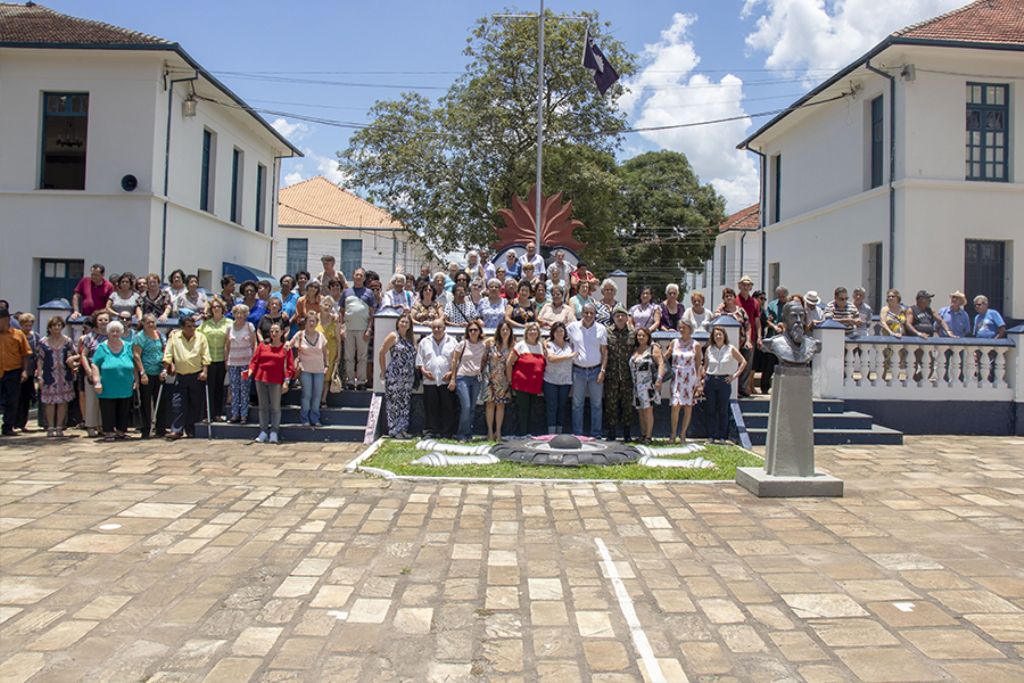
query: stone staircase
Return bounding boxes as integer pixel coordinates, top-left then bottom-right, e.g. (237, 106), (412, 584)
(738, 397), (903, 446)
(194, 390), (373, 442)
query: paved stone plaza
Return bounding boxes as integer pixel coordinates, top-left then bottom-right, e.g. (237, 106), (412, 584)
(1, 435), (1022, 682)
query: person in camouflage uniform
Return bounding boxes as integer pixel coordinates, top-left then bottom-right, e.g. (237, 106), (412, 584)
(603, 304), (635, 440)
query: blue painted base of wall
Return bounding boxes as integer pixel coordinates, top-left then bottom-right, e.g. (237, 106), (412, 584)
(844, 399), (1017, 436)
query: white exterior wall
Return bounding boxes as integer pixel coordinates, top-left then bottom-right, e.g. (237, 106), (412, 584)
(274, 226), (432, 280)
(749, 45), (1024, 318)
(0, 48), (292, 311)
(707, 231), (762, 308)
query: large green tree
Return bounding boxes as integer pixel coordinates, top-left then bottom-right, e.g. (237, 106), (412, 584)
(616, 151), (726, 302)
(340, 10), (636, 257)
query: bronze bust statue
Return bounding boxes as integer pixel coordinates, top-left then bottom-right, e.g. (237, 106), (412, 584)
(764, 300), (821, 365)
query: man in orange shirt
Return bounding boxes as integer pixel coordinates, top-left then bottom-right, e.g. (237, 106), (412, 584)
(0, 309), (32, 436)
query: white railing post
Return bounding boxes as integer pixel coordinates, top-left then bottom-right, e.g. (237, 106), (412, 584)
(812, 320), (846, 399)
(1008, 325), (1023, 435)
(372, 310), (400, 394)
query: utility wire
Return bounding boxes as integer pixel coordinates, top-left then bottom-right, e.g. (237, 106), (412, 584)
(198, 88), (852, 137)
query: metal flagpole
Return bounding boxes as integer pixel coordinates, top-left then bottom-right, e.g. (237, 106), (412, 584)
(534, 0), (544, 251)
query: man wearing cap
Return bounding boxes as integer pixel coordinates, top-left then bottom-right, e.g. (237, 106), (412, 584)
(736, 277), (761, 396)
(602, 304), (635, 441)
(804, 291), (825, 328)
(939, 291), (970, 338)
(907, 291), (953, 338)
(0, 309), (33, 436)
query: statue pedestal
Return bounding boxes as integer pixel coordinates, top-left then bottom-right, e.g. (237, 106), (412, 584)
(736, 365), (843, 497)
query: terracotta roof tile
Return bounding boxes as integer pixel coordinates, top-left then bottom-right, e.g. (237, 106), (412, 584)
(0, 3), (170, 46)
(719, 203), (760, 231)
(279, 176), (402, 229)
(894, 0), (1024, 46)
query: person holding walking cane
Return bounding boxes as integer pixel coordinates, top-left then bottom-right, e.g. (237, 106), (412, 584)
(133, 314), (167, 439)
(161, 315), (210, 440)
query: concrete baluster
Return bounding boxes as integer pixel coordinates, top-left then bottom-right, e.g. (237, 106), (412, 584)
(812, 320), (847, 399)
(1009, 325), (1023, 436)
(372, 310), (400, 394)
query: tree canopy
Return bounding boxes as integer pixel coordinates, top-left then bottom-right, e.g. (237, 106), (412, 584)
(340, 11), (726, 293)
(340, 10), (635, 256)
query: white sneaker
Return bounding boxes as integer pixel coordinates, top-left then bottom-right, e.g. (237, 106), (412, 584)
(255, 431), (268, 443)
(269, 432), (279, 444)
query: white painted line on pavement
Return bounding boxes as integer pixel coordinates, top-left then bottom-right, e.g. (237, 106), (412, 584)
(594, 537), (675, 683)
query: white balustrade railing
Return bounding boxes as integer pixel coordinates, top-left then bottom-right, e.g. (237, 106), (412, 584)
(840, 336), (1015, 401)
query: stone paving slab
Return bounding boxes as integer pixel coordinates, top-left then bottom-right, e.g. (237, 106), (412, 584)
(0, 433), (1022, 681)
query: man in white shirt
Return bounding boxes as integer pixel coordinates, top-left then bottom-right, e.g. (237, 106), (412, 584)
(480, 248), (496, 281)
(518, 241), (546, 277)
(547, 249), (569, 284)
(415, 318), (458, 437)
(567, 304), (608, 437)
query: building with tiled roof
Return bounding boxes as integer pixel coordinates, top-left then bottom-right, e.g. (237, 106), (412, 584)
(276, 176), (433, 280)
(734, 0), (1023, 318)
(718, 203), (760, 232)
(0, 3), (302, 313)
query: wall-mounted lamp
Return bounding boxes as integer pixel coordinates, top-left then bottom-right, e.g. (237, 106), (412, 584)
(182, 95), (198, 118)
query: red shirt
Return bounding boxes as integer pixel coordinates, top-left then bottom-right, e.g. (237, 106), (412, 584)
(738, 293), (761, 345)
(247, 343), (295, 384)
(510, 340), (545, 395)
(73, 277), (115, 316)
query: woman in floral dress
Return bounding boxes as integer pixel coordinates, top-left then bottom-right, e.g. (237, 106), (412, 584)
(37, 316), (76, 437)
(669, 319), (703, 443)
(378, 313), (416, 438)
(482, 321), (513, 440)
(628, 327), (664, 444)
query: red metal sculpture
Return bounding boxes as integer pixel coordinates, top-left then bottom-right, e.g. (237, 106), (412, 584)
(493, 184), (585, 253)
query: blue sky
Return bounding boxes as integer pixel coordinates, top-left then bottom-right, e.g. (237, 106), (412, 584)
(49, 0), (965, 213)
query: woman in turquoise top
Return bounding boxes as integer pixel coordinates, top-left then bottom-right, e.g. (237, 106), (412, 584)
(91, 319), (137, 441)
(133, 313), (167, 438)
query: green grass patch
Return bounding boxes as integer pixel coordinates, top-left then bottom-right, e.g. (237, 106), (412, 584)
(361, 439), (762, 481)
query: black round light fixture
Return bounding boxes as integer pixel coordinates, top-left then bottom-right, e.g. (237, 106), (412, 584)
(120, 174), (138, 192)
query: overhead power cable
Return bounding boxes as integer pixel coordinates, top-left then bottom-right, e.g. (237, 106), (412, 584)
(198, 88), (852, 137)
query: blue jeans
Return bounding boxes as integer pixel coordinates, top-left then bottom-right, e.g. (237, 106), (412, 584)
(571, 366), (603, 437)
(543, 382), (571, 433)
(300, 371), (324, 424)
(705, 375), (731, 440)
(455, 376), (481, 439)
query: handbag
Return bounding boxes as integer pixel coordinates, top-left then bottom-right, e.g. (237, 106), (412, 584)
(330, 370), (343, 394)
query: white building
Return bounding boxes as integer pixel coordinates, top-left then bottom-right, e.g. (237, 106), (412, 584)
(689, 203), (762, 308)
(276, 176), (433, 281)
(0, 3), (301, 313)
(724, 0), (1023, 319)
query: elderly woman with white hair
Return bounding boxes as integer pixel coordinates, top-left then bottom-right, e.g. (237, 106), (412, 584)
(90, 319), (137, 441)
(659, 283), (684, 331)
(432, 272), (450, 307)
(595, 279), (620, 325)
(477, 278), (509, 329)
(380, 273), (413, 313)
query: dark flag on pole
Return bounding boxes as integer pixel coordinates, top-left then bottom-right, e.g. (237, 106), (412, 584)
(582, 28), (619, 95)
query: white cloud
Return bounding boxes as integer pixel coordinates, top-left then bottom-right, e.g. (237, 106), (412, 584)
(743, 0), (966, 76)
(279, 149), (348, 187)
(307, 149), (347, 186)
(624, 13), (760, 212)
(270, 117), (311, 141)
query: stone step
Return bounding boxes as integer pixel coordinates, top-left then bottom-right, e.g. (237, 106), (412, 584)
(739, 397), (845, 414)
(741, 411), (876, 430)
(245, 406), (369, 426)
(194, 422), (365, 442)
(280, 389), (373, 408)
(746, 424), (904, 446)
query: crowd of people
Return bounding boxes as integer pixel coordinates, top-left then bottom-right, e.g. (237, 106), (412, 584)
(0, 242), (1011, 443)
